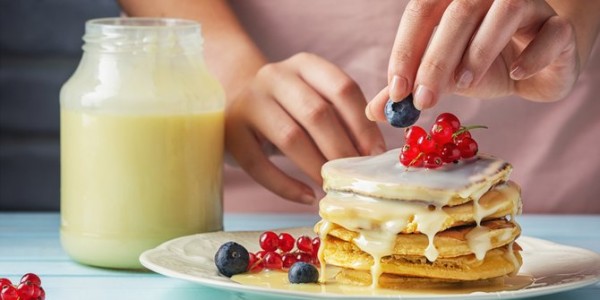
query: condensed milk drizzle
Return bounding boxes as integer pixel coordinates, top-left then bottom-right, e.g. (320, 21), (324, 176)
(317, 150), (521, 287)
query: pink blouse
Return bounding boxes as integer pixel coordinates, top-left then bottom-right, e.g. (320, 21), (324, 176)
(224, 0), (600, 214)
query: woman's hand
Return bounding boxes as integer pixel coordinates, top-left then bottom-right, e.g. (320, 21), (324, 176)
(367, 0), (582, 121)
(227, 53), (386, 204)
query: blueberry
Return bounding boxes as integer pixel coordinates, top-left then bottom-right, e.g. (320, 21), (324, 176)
(214, 241), (249, 277)
(288, 262), (319, 284)
(384, 94), (420, 128)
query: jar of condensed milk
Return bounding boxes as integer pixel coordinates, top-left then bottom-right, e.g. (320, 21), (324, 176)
(60, 18), (225, 269)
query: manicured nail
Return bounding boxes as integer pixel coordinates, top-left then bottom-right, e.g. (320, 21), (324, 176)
(370, 144), (386, 156)
(300, 194), (316, 204)
(414, 85), (434, 110)
(510, 66), (525, 80)
(389, 75), (407, 102)
(456, 70), (473, 89)
(365, 104), (375, 121)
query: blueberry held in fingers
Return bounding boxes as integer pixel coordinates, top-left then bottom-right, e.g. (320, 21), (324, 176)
(215, 241), (250, 277)
(384, 94), (420, 128)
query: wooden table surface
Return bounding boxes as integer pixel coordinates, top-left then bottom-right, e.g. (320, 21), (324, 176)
(1, 213), (598, 299)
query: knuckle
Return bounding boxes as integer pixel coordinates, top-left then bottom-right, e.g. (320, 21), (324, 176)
(277, 124), (304, 149)
(304, 102), (332, 124)
(332, 77), (359, 98)
(499, 0), (526, 16)
(469, 43), (492, 64)
(257, 63), (279, 78)
(405, 0), (438, 18)
(291, 52), (314, 63)
(421, 59), (450, 75)
(446, 0), (480, 22)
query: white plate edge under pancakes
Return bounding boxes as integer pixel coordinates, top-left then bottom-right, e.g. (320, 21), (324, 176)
(140, 228), (600, 300)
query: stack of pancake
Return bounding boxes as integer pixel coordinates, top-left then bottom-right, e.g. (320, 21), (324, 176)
(315, 149), (523, 288)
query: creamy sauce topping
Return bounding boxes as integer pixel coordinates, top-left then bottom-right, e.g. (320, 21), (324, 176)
(232, 267), (533, 295)
(317, 151), (521, 288)
(322, 149), (511, 206)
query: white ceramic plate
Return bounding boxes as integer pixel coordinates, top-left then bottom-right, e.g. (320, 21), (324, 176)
(140, 227), (600, 299)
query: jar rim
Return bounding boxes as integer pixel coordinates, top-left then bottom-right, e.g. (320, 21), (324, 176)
(86, 17), (200, 33)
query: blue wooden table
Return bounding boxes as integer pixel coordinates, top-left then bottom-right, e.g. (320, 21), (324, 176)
(1, 213), (598, 299)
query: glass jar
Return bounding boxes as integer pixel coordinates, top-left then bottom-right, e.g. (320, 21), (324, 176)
(60, 18), (225, 269)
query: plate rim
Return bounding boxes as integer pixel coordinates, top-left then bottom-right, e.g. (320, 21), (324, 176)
(140, 229), (600, 300)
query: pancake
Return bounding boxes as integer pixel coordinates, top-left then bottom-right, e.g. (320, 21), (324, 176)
(319, 181), (521, 234)
(325, 242), (522, 282)
(322, 150), (512, 207)
(316, 219), (521, 258)
(315, 148), (523, 287)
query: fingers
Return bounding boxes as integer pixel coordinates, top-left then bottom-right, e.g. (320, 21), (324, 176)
(291, 53), (386, 156)
(388, 0), (452, 102)
(365, 86), (390, 122)
(510, 16), (574, 81)
(456, 0), (552, 90)
(262, 59), (360, 160)
(413, 0), (493, 109)
(225, 108), (316, 205)
(245, 92), (327, 185)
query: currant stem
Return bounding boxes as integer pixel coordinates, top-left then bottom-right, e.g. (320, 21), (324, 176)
(453, 125), (488, 138)
(405, 152), (424, 170)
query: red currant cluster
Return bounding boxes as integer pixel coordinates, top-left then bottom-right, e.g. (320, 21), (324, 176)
(248, 231), (320, 273)
(0, 273), (45, 300)
(400, 112), (485, 169)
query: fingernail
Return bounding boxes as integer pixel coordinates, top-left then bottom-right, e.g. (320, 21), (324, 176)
(510, 66), (524, 80)
(300, 194), (316, 204)
(414, 85), (434, 110)
(389, 75), (407, 102)
(370, 144), (386, 156)
(456, 70), (473, 89)
(365, 104), (375, 121)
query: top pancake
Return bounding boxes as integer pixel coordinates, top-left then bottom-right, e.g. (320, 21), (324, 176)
(322, 149), (512, 206)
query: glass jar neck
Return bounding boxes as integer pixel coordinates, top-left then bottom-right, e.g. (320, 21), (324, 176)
(82, 18), (203, 54)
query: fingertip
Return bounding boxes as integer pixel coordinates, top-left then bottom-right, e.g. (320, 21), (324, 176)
(300, 192), (317, 205)
(414, 84), (436, 110)
(510, 66), (525, 81)
(389, 75), (409, 102)
(365, 103), (376, 121)
(370, 143), (386, 156)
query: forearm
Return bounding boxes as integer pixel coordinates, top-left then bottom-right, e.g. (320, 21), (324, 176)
(118, 0), (267, 101)
(547, 0), (600, 67)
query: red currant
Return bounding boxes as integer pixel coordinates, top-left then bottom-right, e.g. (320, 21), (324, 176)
(400, 144), (420, 166)
(436, 113), (460, 131)
(247, 253), (264, 273)
(405, 126), (427, 145)
(295, 252), (313, 263)
(20, 273), (41, 287)
(277, 233), (295, 252)
(423, 153), (443, 169)
(453, 130), (471, 143)
(456, 137), (478, 158)
(263, 252), (283, 270)
(296, 236), (313, 253)
(259, 231), (279, 252)
(1, 285), (18, 300)
(38, 287), (46, 300)
(417, 135), (438, 154)
(311, 237), (321, 256)
(0, 278), (11, 289)
(440, 143), (461, 163)
(255, 250), (267, 260)
(431, 120), (455, 145)
(17, 281), (35, 300)
(281, 253), (298, 270)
